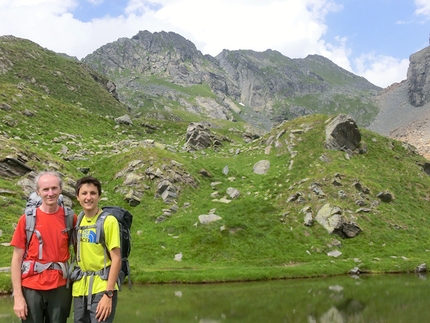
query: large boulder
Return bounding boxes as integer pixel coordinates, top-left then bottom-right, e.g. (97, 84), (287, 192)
(184, 122), (213, 150)
(315, 203), (362, 238)
(325, 115), (361, 151)
(408, 46), (430, 107)
(0, 156), (33, 178)
(253, 160), (270, 174)
(114, 114), (133, 125)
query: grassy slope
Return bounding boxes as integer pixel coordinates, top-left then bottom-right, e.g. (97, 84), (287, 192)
(0, 37), (430, 291)
(2, 112), (430, 286)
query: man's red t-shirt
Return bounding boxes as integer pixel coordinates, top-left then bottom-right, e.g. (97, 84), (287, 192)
(11, 207), (74, 290)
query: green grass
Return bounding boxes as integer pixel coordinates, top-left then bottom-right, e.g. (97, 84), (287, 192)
(2, 110), (430, 290)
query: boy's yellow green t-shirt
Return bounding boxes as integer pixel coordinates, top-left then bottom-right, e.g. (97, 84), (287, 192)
(72, 211), (120, 297)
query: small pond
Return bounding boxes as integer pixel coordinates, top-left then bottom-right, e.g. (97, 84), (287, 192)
(0, 274), (427, 322)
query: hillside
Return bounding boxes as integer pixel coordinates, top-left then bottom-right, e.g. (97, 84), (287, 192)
(369, 46), (430, 160)
(1, 35), (430, 290)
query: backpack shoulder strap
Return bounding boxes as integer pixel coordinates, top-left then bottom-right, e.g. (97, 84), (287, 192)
(63, 207), (76, 245)
(64, 207), (74, 229)
(75, 211), (86, 262)
(95, 211), (109, 245)
(24, 206), (36, 258)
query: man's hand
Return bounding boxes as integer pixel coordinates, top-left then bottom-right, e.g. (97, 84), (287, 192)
(11, 247), (27, 320)
(13, 294), (28, 320)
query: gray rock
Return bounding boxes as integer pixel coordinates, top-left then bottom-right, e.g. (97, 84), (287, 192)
(325, 114), (361, 151)
(416, 263), (427, 273)
(408, 47), (430, 107)
(124, 189), (143, 207)
(222, 165), (229, 175)
(316, 203), (362, 238)
(184, 122), (213, 150)
(253, 160), (270, 174)
(327, 250), (342, 258)
(304, 212), (313, 227)
(115, 114), (133, 125)
(377, 191), (394, 202)
(226, 187), (240, 199)
(0, 156), (33, 179)
(198, 214), (222, 224)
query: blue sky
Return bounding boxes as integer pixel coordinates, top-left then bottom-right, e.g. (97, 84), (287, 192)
(0, 0), (429, 88)
(325, 0), (428, 58)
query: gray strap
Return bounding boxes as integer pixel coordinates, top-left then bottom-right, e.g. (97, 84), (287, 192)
(85, 266), (111, 310)
(21, 261), (31, 275)
(34, 262), (52, 273)
(87, 274), (95, 310)
(33, 229), (43, 260)
(56, 262), (68, 279)
(24, 208), (37, 259)
(76, 226), (82, 263)
(33, 261), (68, 278)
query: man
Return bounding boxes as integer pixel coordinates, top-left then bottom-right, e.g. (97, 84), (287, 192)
(11, 171), (76, 323)
(72, 176), (121, 323)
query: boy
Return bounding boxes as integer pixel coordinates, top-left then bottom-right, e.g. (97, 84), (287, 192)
(72, 176), (121, 323)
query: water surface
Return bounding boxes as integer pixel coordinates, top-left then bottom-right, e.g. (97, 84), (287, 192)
(0, 274), (427, 322)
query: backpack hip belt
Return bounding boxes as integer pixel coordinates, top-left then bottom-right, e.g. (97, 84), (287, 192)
(21, 260), (69, 279)
(70, 265), (111, 310)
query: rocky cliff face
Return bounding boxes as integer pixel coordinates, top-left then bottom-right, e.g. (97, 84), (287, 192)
(82, 30), (381, 131)
(369, 46), (430, 159)
(408, 47), (430, 107)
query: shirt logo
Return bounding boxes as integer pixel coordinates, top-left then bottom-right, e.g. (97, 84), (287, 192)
(81, 229), (97, 243)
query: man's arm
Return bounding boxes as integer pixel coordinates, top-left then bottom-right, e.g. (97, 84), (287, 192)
(95, 247), (121, 321)
(11, 247), (27, 320)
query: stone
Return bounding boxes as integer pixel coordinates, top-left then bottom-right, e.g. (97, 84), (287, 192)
(114, 114), (133, 125)
(198, 214), (222, 224)
(253, 160), (270, 174)
(325, 114), (361, 151)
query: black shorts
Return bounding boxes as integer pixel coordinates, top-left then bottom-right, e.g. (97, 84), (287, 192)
(22, 285), (72, 323)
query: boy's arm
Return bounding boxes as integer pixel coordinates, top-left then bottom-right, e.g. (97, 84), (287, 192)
(106, 247), (121, 291)
(95, 247), (121, 321)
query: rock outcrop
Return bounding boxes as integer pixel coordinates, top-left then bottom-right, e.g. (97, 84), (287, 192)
(408, 46), (430, 107)
(325, 115), (361, 152)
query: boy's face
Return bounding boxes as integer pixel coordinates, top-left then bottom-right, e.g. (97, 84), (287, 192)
(76, 183), (101, 213)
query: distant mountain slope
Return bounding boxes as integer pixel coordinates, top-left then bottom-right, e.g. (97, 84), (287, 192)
(369, 46), (430, 159)
(82, 30), (381, 130)
(368, 81), (421, 136)
(0, 35), (128, 118)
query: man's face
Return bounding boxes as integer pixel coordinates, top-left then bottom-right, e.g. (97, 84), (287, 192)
(76, 183), (101, 213)
(37, 174), (62, 206)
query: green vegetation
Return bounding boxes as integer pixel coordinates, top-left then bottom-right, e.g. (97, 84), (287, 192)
(0, 36), (429, 293)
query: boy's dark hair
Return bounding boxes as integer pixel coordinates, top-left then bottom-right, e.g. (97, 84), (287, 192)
(75, 176), (102, 196)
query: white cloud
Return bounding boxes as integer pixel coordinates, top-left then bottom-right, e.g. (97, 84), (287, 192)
(320, 36), (352, 71)
(354, 54), (409, 88)
(0, 0), (409, 87)
(151, 0), (348, 60)
(415, 0), (430, 17)
(0, 0), (343, 59)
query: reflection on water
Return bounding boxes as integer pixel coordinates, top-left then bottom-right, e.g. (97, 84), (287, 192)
(0, 274), (427, 322)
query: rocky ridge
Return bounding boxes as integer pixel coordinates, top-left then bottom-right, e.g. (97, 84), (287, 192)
(82, 30), (381, 131)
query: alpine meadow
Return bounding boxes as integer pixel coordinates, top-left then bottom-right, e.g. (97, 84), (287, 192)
(0, 34), (430, 293)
